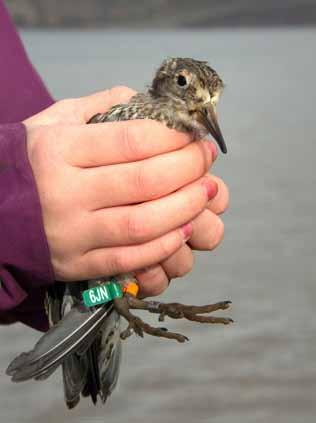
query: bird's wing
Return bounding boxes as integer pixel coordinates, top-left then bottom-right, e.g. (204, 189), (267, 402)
(62, 354), (89, 409)
(88, 93), (155, 124)
(59, 283), (100, 408)
(98, 309), (122, 403)
(57, 280), (123, 407)
(6, 300), (112, 382)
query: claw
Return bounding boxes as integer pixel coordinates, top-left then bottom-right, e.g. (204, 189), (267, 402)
(120, 326), (134, 340)
(218, 300), (232, 310)
(113, 295), (232, 343)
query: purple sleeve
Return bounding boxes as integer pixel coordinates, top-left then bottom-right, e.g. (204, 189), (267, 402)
(0, 1), (54, 123)
(0, 1), (56, 332)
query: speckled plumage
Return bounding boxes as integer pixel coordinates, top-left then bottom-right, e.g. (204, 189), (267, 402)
(90, 57), (226, 152)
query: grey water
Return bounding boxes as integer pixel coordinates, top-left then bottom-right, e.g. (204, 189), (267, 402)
(1, 28), (316, 423)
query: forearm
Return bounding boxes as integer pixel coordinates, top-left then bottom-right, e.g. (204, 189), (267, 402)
(0, 123), (54, 331)
(0, 1), (56, 331)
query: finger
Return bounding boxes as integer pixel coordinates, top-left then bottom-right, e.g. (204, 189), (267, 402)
(161, 244), (194, 280)
(78, 86), (137, 122)
(67, 224), (192, 281)
(135, 244), (194, 298)
(210, 142), (218, 161)
(188, 209), (224, 251)
(207, 175), (230, 215)
(83, 139), (214, 208)
(69, 120), (192, 167)
(135, 265), (169, 298)
(24, 86), (136, 127)
(87, 177), (217, 249)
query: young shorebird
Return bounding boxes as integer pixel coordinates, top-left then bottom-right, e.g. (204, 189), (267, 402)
(92, 57), (227, 153)
(6, 58), (232, 409)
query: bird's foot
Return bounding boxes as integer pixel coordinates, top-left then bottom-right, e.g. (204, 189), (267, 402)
(149, 300), (233, 324)
(113, 296), (188, 342)
(120, 315), (189, 343)
(113, 296), (233, 343)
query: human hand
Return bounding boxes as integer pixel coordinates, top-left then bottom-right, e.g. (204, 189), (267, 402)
(25, 87), (222, 293)
(136, 172), (229, 297)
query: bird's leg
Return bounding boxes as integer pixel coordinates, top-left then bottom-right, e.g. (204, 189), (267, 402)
(113, 296), (189, 343)
(126, 296), (233, 324)
(113, 295), (233, 343)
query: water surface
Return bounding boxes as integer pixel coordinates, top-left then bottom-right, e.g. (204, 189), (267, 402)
(1, 28), (316, 423)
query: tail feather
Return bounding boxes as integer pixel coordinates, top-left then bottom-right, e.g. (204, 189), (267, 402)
(100, 339), (122, 403)
(84, 342), (101, 404)
(99, 310), (122, 403)
(62, 354), (88, 409)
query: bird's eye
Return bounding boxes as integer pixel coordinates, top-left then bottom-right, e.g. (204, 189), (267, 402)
(177, 75), (187, 87)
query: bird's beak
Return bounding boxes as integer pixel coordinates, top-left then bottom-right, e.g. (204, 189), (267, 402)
(202, 104), (227, 154)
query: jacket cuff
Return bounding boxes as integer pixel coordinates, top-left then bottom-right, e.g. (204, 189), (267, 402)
(0, 122), (54, 316)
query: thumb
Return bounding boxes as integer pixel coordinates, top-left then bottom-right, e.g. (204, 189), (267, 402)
(24, 86), (136, 127)
(79, 86), (137, 122)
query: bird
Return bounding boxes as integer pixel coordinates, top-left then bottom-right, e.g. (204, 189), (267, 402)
(6, 57), (232, 409)
(91, 57), (227, 153)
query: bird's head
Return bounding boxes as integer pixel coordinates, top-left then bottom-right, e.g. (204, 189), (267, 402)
(150, 57), (227, 153)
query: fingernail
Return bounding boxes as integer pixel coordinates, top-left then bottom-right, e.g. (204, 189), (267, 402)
(205, 141), (218, 161)
(203, 179), (218, 200)
(180, 222), (193, 242)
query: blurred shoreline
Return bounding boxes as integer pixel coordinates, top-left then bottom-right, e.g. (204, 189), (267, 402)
(6, 0), (316, 28)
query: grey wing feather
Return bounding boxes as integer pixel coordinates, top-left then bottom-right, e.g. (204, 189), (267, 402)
(6, 303), (111, 382)
(98, 309), (122, 403)
(62, 355), (89, 409)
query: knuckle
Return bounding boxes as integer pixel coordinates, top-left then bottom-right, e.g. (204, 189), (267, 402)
(149, 282), (167, 296)
(120, 122), (142, 161)
(108, 86), (137, 105)
(139, 266), (169, 297)
(133, 162), (150, 198)
(110, 85), (133, 96)
(157, 235), (178, 260)
(133, 161), (162, 200)
(125, 209), (150, 244)
(183, 187), (203, 215)
(174, 255), (194, 278)
(106, 250), (129, 275)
